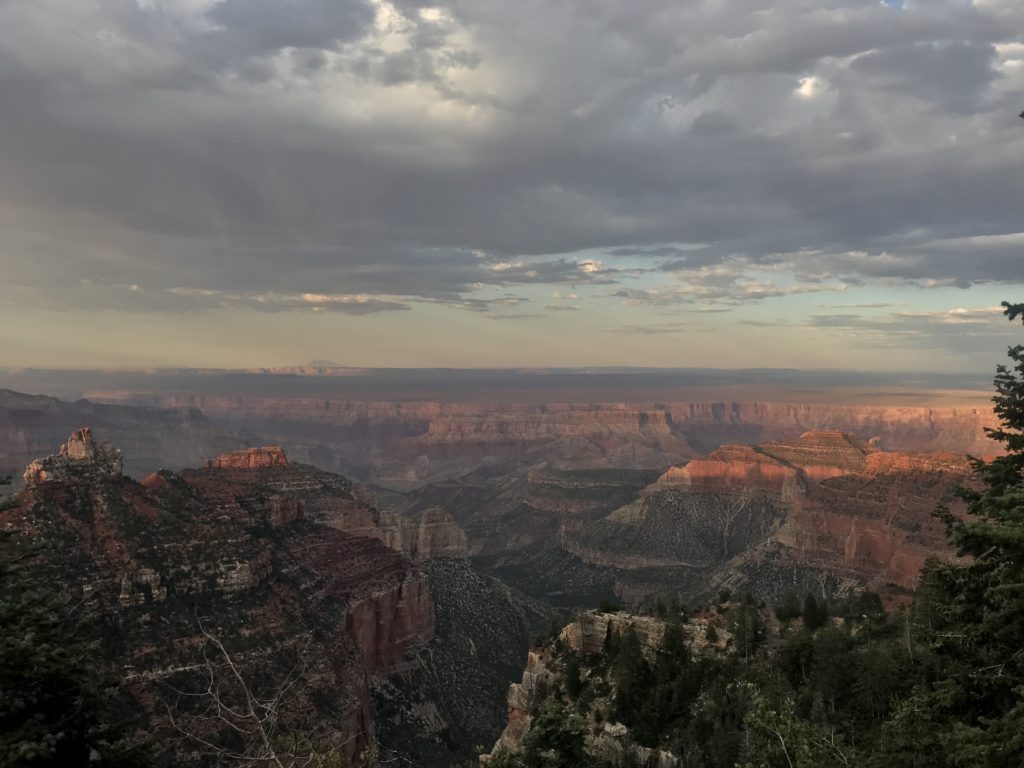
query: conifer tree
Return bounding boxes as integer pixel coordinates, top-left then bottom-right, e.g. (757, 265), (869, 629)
(878, 301), (1024, 767)
(801, 594), (828, 630)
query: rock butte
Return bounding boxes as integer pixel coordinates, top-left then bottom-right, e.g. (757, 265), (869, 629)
(206, 445), (289, 469)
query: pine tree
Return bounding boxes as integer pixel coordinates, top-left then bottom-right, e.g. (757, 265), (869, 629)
(563, 651), (583, 699)
(520, 698), (587, 768)
(879, 302), (1024, 767)
(611, 627), (653, 732)
(774, 589), (802, 622)
(801, 594), (828, 630)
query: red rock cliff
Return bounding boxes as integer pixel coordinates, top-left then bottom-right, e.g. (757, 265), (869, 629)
(564, 431), (972, 595)
(81, 394), (999, 490)
(206, 445), (289, 469)
(1, 431), (436, 766)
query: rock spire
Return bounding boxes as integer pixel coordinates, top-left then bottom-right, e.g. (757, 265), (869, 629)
(23, 428), (124, 486)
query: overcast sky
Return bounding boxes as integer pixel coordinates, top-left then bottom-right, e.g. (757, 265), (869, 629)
(0, 0), (1022, 370)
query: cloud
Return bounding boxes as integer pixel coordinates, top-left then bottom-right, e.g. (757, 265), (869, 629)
(804, 306), (1017, 353)
(159, 286), (413, 314)
(200, 0), (377, 70)
(0, 0), (1023, 322)
(602, 323), (687, 335)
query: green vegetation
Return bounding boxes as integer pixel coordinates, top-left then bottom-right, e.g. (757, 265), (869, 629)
(0, 533), (151, 768)
(493, 302), (1024, 767)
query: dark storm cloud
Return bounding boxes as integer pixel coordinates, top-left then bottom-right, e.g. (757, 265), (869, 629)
(850, 40), (998, 115)
(205, 0), (375, 54)
(0, 0), (1022, 315)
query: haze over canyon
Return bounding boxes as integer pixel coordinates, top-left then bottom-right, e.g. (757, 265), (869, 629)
(3, 0), (1024, 763)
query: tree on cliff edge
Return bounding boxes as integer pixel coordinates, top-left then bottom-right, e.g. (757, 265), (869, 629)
(876, 301), (1024, 767)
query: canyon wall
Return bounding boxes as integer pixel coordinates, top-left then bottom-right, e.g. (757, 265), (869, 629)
(0, 389), (247, 480)
(3, 433), (437, 765)
(666, 401), (999, 454)
(84, 393), (999, 489)
(563, 431), (972, 604)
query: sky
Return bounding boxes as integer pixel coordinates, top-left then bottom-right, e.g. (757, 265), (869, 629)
(0, 0), (1022, 371)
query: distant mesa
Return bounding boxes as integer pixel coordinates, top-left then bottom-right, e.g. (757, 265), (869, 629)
(206, 445), (289, 469)
(23, 427), (123, 486)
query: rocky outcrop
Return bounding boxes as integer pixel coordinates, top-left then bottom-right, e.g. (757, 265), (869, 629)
(484, 610), (743, 767)
(381, 506), (469, 561)
(2, 431), (436, 766)
(559, 610), (731, 657)
(22, 427), (123, 485)
(206, 445), (288, 469)
(415, 507), (469, 559)
(560, 611), (666, 654)
(184, 448), (387, 536)
(0, 389), (248, 481)
(490, 649), (559, 753)
(196, 447), (469, 561)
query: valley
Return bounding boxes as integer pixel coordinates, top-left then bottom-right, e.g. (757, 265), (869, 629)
(0, 371), (1006, 766)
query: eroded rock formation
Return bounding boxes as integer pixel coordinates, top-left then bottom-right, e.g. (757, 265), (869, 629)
(563, 431), (972, 603)
(0, 389), (247, 480)
(381, 506), (469, 561)
(84, 394), (1000, 489)
(3, 433), (436, 765)
(22, 427), (123, 485)
(205, 445), (289, 469)
(484, 610), (735, 768)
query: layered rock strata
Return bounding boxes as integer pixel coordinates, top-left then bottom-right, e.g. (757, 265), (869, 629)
(85, 394), (1000, 488)
(2, 433), (437, 765)
(0, 388), (246, 480)
(380, 506), (469, 561)
(206, 445), (289, 469)
(23, 427), (123, 485)
(564, 431), (972, 602)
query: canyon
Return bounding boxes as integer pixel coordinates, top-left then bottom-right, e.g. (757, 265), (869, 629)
(0, 382), (1000, 766)
(0, 431), (545, 766)
(562, 430), (972, 605)
(82, 393), (998, 490)
(0, 389), (247, 480)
